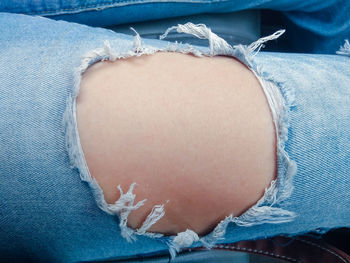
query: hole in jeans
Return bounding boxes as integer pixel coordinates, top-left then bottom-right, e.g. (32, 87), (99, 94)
(75, 51), (277, 237)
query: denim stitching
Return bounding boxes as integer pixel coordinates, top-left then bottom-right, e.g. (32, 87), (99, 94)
(214, 244), (300, 262)
(296, 238), (348, 263)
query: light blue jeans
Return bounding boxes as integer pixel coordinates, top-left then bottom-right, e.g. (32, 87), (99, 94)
(1, 1), (350, 262)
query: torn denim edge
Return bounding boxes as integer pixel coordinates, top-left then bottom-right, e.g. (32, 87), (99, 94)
(62, 22), (298, 261)
(336, 39), (350, 56)
(62, 35), (168, 242)
(61, 30), (206, 243)
(159, 23), (297, 258)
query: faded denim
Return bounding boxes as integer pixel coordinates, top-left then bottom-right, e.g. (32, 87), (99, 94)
(0, 1), (350, 262)
(1, 0), (350, 53)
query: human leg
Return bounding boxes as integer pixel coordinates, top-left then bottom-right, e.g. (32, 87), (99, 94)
(1, 12), (349, 262)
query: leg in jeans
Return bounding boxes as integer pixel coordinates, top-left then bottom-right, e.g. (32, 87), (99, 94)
(0, 11), (349, 262)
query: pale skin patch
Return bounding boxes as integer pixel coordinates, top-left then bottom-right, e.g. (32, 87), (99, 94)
(76, 52), (277, 236)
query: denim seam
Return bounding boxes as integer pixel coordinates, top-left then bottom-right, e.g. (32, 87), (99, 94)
(19, 0), (227, 16)
(295, 238), (348, 263)
(62, 23), (298, 261)
(214, 244), (299, 262)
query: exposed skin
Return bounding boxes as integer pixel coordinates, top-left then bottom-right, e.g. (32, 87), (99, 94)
(76, 52), (277, 236)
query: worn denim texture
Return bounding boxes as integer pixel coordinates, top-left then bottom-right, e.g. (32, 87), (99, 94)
(0, 1), (350, 262)
(1, 0), (350, 53)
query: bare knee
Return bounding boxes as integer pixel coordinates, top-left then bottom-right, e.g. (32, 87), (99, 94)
(76, 52), (276, 236)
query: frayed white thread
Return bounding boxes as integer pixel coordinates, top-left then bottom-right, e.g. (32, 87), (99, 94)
(248, 29), (285, 56)
(102, 40), (118, 61)
(173, 229), (199, 247)
(165, 41), (204, 57)
(130, 27), (144, 53)
(108, 183), (147, 241)
(158, 23), (297, 253)
(336, 39), (350, 56)
(105, 183), (168, 241)
(167, 229), (199, 259)
(64, 25), (298, 261)
(233, 207), (296, 226)
(277, 154), (297, 201)
(63, 39), (156, 183)
(254, 77), (285, 140)
(160, 22), (232, 56)
(63, 35), (174, 244)
(136, 201), (169, 235)
(199, 215), (233, 249)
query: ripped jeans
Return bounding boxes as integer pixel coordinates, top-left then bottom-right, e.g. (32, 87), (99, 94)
(1, 1), (350, 262)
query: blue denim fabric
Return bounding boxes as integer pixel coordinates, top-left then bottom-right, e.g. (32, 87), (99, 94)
(105, 11), (262, 47)
(0, 4), (350, 263)
(1, 0), (350, 53)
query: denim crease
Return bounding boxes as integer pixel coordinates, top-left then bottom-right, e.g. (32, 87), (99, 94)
(3, 0), (350, 54)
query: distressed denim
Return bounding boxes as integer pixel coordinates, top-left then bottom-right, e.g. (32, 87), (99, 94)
(1, 2), (350, 262)
(1, 0), (350, 53)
